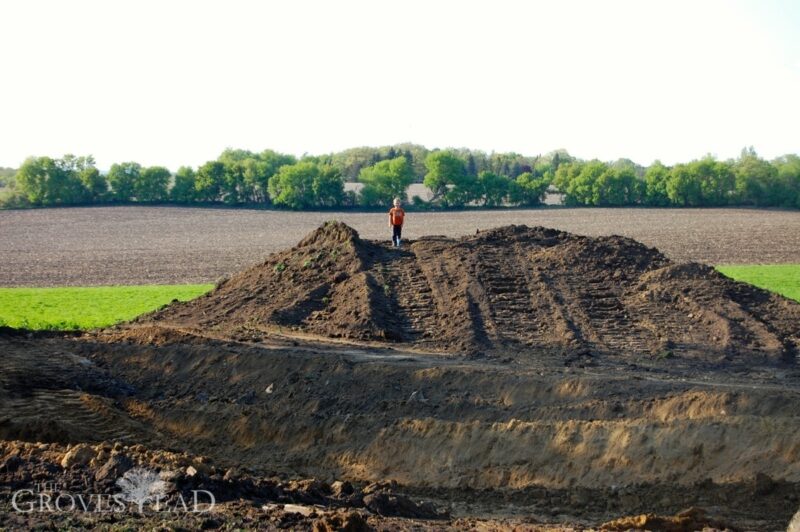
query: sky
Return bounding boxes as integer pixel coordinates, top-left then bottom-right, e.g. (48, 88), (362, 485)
(0, 0), (799, 170)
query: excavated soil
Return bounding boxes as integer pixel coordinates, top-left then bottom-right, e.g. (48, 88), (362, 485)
(3, 223), (800, 530)
(140, 221), (800, 362)
(0, 441), (751, 531)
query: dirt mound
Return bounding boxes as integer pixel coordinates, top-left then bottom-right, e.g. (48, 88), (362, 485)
(133, 221), (800, 362)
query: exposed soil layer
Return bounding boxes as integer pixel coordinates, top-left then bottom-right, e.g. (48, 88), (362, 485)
(0, 440), (456, 530)
(138, 222), (800, 361)
(0, 441), (752, 531)
(1, 331), (799, 529)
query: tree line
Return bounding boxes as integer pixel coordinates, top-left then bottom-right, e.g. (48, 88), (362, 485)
(553, 148), (800, 208)
(2, 146), (799, 210)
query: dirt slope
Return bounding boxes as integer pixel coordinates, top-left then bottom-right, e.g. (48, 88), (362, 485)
(3, 331), (799, 529)
(139, 221), (800, 362)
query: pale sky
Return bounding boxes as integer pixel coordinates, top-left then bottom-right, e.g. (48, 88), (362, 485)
(1, 0), (798, 170)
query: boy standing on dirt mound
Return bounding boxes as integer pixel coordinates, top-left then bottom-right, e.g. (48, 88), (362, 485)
(388, 197), (405, 248)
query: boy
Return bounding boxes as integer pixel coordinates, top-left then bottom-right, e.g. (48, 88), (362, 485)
(388, 198), (405, 248)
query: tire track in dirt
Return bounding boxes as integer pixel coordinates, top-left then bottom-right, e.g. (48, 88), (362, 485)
(128, 222), (800, 364)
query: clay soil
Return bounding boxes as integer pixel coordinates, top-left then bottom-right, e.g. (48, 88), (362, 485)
(2, 222), (800, 530)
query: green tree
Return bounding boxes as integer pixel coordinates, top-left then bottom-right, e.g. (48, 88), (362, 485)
(16, 155), (95, 205)
(312, 165), (345, 207)
(544, 149), (573, 171)
(329, 146), (384, 180)
(0, 167), (16, 188)
(216, 148), (296, 203)
(53, 155), (96, 204)
(170, 166), (197, 203)
(643, 161), (671, 206)
(423, 151), (474, 206)
(689, 157), (734, 206)
(476, 171), (510, 206)
(195, 161), (226, 202)
(107, 162), (141, 202)
(358, 156), (415, 206)
(240, 158), (267, 202)
(662, 156), (735, 207)
(666, 164), (702, 206)
(552, 162), (583, 205)
(218, 149), (252, 203)
(15, 156), (57, 205)
(553, 161), (606, 206)
(446, 173), (479, 206)
(249, 150), (296, 202)
(487, 152), (528, 178)
(466, 154), (478, 177)
(553, 161), (637, 206)
(268, 161), (318, 209)
(735, 148), (779, 206)
(772, 154), (800, 208)
(223, 161), (246, 204)
(592, 166), (638, 206)
(78, 166), (108, 202)
(510, 171), (550, 206)
(611, 158), (645, 177)
(136, 166), (171, 202)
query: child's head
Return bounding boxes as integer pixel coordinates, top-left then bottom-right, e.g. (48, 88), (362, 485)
(393, 197), (401, 207)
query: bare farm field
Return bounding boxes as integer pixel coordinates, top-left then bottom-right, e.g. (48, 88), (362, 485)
(1, 206), (799, 287)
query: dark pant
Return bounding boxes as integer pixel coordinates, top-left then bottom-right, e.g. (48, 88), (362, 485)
(392, 224), (402, 246)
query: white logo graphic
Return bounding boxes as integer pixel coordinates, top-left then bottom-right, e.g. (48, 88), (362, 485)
(115, 467), (169, 513)
(10, 467), (215, 514)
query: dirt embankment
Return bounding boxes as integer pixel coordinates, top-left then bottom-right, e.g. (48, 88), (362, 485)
(2, 331), (799, 529)
(141, 221), (800, 363)
(0, 440), (755, 531)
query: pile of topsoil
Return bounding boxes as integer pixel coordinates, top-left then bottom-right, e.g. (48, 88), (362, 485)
(136, 221), (800, 362)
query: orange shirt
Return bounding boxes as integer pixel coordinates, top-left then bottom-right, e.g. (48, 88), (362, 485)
(389, 207), (405, 226)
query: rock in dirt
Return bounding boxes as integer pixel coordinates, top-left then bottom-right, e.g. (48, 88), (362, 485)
(788, 506), (800, 532)
(600, 507), (734, 531)
(331, 480), (355, 497)
(408, 390), (427, 403)
(94, 454), (133, 481)
(223, 467), (240, 482)
(312, 510), (370, 532)
(159, 469), (181, 481)
(60, 444), (95, 468)
(363, 489), (449, 519)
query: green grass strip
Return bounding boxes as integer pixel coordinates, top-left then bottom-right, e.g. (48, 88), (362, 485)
(0, 284), (213, 331)
(1, 266), (797, 331)
(716, 264), (800, 303)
